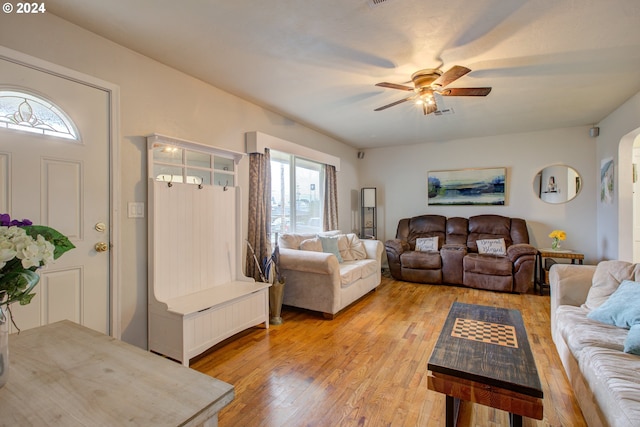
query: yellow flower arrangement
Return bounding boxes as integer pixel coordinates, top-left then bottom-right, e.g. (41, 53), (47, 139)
(548, 230), (566, 250)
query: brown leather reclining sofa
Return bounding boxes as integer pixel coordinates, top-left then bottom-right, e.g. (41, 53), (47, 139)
(385, 214), (537, 293)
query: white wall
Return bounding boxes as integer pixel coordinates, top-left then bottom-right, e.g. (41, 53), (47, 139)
(359, 126), (598, 262)
(0, 13), (360, 348)
(596, 91), (640, 262)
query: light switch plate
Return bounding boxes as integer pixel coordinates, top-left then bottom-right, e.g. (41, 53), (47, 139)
(128, 202), (145, 218)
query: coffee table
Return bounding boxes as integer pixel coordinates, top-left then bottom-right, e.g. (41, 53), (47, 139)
(427, 302), (543, 427)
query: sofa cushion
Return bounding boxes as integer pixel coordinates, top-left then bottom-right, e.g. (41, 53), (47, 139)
(279, 230), (343, 250)
(467, 215), (513, 252)
(400, 251), (442, 269)
(280, 233), (317, 249)
(624, 324), (640, 355)
(476, 238), (507, 255)
(585, 261), (640, 310)
(339, 259), (378, 287)
(407, 215), (446, 250)
(579, 345), (640, 427)
(319, 235), (343, 262)
(556, 305), (626, 356)
(338, 233), (367, 261)
(300, 237), (322, 252)
(463, 253), (512, 276)
(588, 280), (640, 328)
(416, 236), (438, 252)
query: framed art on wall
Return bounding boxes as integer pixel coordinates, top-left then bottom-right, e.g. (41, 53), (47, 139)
(427, 167), (506, 206)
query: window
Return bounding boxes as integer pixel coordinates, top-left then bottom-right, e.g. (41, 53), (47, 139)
(271, 150), (324, 240)
(0, 90), (79, 140)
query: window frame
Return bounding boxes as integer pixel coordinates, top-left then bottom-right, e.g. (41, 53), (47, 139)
(270, 149), (325, 240)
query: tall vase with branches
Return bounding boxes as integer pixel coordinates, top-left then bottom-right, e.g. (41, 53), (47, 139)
(246, 234), (286, 325)
(263, 234), (285, 325)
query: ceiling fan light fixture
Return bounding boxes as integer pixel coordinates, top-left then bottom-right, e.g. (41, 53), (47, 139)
(374, 65), (491, 115)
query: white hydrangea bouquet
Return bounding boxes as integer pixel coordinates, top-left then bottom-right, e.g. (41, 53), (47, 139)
(0, 214), (75, 326)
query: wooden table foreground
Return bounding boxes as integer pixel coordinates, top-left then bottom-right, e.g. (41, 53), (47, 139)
(0, 320), (234, 426)
(428, 302), (543, 427)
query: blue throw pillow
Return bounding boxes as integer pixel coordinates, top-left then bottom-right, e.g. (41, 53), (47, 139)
(587, 280), (640, 328)
(318, 235), (343, 263)
(624, 324), (640, 355)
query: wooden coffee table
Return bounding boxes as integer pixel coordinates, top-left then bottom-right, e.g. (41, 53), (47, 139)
(427, 302), (543, 427)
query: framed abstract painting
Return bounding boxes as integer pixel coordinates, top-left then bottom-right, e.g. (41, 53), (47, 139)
(427, 167), (506, 206)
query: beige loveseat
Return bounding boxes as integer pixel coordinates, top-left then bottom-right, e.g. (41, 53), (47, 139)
(550, 261), (640, 427)
(278, 232), (383, 318)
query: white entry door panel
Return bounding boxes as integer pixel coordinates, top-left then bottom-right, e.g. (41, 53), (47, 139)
(0, 57), (110, 334)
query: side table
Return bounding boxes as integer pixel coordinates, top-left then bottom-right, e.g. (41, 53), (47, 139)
(535, 249), (584, 295)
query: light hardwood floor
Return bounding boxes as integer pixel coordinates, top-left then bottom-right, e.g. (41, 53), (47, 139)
(192, 273), (587, 427)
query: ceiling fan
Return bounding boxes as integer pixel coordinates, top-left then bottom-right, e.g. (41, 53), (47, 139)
(374, 65), (491, 115)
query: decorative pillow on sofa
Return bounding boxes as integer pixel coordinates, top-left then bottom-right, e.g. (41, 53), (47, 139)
(318, 235), (343, 262)
(587, 280), (640, 328)
(476, 238), (507, 256)
(300, 237), (322, 252)
(624, 324), (640, 355)
(338, 233), (367, 261)
(584, 260), (640, 310)
(415, 237), (438, 252)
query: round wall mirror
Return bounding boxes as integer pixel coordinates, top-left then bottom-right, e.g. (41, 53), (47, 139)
(533, 165), (582, 204)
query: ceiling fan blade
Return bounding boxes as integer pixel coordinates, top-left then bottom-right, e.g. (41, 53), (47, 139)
(375, 82), (414, 91)
(432, 65), (471, 88)
(374, 96), (414, 111)
(439, 87), (492, 96)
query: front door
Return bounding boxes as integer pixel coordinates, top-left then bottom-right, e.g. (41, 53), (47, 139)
(0, 57), (110, 334)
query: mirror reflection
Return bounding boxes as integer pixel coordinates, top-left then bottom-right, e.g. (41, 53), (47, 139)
(533, 165), (581, 204)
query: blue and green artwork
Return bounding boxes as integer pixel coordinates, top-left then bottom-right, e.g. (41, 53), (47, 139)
(427, 168), (506, 206)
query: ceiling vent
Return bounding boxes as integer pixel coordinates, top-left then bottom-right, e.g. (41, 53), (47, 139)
(433, 108), (455, 116)
(368, 0), (394, 8)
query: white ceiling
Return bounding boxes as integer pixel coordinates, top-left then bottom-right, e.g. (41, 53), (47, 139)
(47, 0), (640, 149)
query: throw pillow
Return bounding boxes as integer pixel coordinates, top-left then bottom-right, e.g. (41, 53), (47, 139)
(476, 238), (507, 256)
(415, 236), (438, 252)
(318, 235), (343, 263)
(300, 237), (322, 252)
(338, 233), (367, 261)
(585, 260), (640, 310)
(587, 280), (640, 328)
(624, 324), (640, 355)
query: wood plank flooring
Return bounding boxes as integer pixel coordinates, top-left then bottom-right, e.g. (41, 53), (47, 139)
(192, 273), (587, 427)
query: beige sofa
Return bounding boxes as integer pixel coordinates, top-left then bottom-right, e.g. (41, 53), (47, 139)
(278, 232), (383, 318)
(550, 261), (640, 427)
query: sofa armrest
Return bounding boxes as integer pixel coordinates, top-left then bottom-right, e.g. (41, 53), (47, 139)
(385, 239), (409, 279)
(362, 239), (384, 263)
(506, 243), (537, 262)
(279, 248), (340, 275)
(384, 239), (408, 256)
(549, 264), (596, 308)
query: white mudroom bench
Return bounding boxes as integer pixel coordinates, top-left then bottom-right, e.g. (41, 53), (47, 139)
(147, 134), (269, 366)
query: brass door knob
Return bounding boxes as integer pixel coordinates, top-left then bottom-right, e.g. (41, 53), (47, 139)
(95, 242), (109, 252)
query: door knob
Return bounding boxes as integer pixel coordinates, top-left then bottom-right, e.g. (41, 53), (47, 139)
(95, 242), (109, 252)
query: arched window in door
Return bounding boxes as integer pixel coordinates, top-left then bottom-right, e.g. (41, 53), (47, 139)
(0, 89), (79, 140)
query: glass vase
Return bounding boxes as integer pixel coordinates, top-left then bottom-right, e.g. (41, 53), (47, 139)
(551, 238), (560, 250)
(0, 304), (8, 388)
